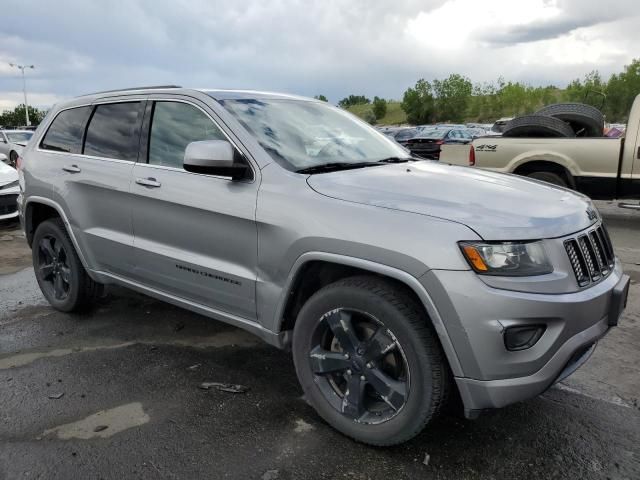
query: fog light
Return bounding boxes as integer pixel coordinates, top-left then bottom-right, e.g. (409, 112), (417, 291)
(504, 325), (545, 351)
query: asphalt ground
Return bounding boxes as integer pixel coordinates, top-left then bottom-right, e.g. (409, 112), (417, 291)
(0, 200), (639, 479)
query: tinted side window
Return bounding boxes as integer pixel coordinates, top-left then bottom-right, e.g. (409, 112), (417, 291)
(84, 102), (143, 161)
(40, 106), (91, 153)
(148, 102), (226, 168)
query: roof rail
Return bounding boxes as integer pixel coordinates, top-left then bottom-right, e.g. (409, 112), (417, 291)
(79, 85), (182, 97)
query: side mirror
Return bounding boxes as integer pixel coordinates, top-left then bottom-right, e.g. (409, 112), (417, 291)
(0, 153), (7, 163)
(183, 140), (249, 180)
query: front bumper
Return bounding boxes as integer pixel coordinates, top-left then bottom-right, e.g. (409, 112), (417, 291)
(421, 263), (628, 416)
(0, 188), (19, 220)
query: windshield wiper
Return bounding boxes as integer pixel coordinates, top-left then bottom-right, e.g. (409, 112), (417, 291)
(376, 156), (419, 163)
(296, 162), (383, 174)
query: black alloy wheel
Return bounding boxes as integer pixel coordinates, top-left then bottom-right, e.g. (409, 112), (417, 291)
(309, 308), (410, 424)
(37, 234), (72, 301)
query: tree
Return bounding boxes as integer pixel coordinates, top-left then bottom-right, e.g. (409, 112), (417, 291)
(0, 104), (47, 127)
(432, 74), (472, 122)
(314, 94), (328, 102)
(401, 79), (435, 124)
(372, 96), (387, 120)
(338, 95), (370, 108)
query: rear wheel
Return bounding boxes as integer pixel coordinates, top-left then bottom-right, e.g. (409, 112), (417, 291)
(526, 171), (568, 187)
(292, 276), (449, 446)
(32, 218), (100, 312)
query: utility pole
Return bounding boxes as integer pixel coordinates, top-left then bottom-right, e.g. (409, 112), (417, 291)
(9, 63), (35, 126)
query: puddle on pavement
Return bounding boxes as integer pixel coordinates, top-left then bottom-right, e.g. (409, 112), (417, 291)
(41, 402), (150, 440)
(0, 330), (260, 369)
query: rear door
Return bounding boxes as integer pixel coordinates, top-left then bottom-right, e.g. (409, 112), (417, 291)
(42, 98), (145, 275)
(129, 96), (259, 320)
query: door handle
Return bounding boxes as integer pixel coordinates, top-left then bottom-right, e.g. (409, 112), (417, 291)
(135, 177), (162, 188)
(62, 164), (81, 173)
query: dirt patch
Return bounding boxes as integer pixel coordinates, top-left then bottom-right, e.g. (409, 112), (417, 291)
(0, 223), (32, 275)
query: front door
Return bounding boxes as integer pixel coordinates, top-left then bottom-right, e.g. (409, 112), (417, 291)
(129, 98), (259, 320)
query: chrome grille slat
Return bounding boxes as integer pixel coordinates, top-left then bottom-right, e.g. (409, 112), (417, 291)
(564, 224), (614, 287)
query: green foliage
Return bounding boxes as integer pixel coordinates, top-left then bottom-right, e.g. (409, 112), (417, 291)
(314, 94), (328, 102)
(401, 79), (435, 124)
(338, 95), (370, 108)
(0, 104), (47, 127)
(352, 59), (640, 125)
(361, 108), (377, 125)
(372, 96), (387, 120)
(432, 74), (473, 122)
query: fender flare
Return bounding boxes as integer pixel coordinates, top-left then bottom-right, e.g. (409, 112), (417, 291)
(507, 151), (580, 177)
(274, 251), (464, 377)
(24, 196), (92, 273)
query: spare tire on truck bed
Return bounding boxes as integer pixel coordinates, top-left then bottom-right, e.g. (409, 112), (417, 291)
(536, 103), (604, 137)
(502, 115), (576, 138)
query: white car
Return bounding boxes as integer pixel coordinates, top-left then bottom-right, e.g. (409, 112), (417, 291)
(0, 130), (33, 167)
(0, 154), (19, 221)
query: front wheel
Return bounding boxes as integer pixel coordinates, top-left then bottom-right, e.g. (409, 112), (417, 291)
(292, 276), (450, 446)
(9, 151), (18, 168)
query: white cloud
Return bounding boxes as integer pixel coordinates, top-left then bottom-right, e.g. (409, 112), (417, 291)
(0, 0), (638, 107)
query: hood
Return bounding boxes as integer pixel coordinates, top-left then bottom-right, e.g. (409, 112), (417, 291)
(0, 161), (18, 183)
(307, 161), (596, 240)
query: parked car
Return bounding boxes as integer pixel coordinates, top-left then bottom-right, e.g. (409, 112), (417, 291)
(0, 154), (19, 221)
(391, 126), (421, 146)
(486, 117), (513, 136)
(440, 94), (640, 208)
(0, 130), (34, 167)
(18, 86), (629, 446)
(406, 128), (473, 159)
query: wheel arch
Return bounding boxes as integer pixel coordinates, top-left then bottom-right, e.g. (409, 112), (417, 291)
(512, 158), (577, 189)
(275, 252), (464, 377)
(24, 196), (92, 272)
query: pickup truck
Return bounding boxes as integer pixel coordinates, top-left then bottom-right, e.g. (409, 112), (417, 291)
(440, 95), (640, 207)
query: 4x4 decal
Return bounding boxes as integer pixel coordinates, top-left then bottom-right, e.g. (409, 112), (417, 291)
(475, 144), (498, 152)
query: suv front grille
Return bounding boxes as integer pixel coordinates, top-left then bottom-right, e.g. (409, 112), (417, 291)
(564, 225), (614, 287)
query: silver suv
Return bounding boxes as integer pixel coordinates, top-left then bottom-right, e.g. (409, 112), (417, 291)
(18, 87), (630, 445)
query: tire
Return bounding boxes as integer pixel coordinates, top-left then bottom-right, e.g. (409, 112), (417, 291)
(525, 171), (568, 188)
(9, 151), (18, 168)
(32, 218), (100, 312)
(502, 115), (575, 138)
(292, 275), (450, 446)
(536, 103), (604, 137)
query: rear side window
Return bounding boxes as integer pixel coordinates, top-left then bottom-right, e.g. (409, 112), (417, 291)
(84, 102), (143, 161)
(148, 101), (226, 168)
(40, 106), (91, 154)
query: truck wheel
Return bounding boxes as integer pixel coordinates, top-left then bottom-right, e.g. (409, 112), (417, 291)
(526, 171), (568, 187)
(536, 103), (604, 137)
(502, 115), (575, 138)
(292, 276), (450, 446)
(32, 218), (100, 312)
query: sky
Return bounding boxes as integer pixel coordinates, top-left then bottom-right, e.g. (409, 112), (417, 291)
(0, 0), (638, 111)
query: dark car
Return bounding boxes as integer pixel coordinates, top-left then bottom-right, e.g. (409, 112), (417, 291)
(392, 127), (421, 146)
(406, 129), (473, 160)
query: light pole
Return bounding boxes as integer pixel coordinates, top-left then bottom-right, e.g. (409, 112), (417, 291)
(9, 63), (35, 126)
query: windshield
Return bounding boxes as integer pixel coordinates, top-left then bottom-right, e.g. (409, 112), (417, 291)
(218, 98), (410, 171)
(6, 132), (33, 143)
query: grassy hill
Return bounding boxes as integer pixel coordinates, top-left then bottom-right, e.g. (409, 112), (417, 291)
(347, 101), (407, 125)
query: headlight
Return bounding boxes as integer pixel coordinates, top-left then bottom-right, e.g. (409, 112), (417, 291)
(459, 241), (553, 276)
(0, 180), (19, 190)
